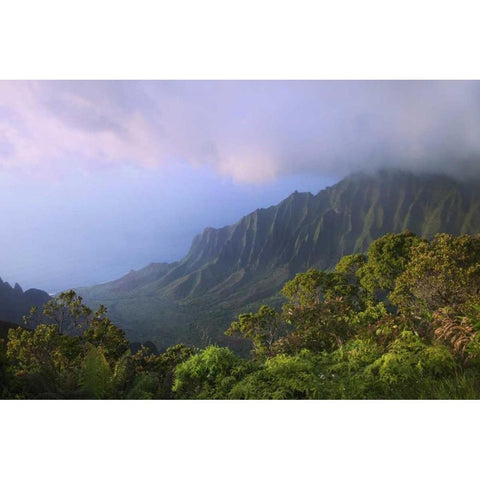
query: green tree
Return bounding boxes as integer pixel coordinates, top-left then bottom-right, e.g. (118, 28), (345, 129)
(6, 324), (83, 398)
(25, 290), (93, 334)
(364, 330), (456, 399)
(83, 306), (129, 365)
(173, 346), (247, 399)
(229, 350), (325, 399)
(278, 270), (359, 354)
(82, 346), (113, 399)
(391, 234), (480, 317)
(127, 343), (195, 399)
(0, 338), (8, 397)
(358, 231), (421, 299)
(6, 292), (133, 398)
(225, 305), (285, 358)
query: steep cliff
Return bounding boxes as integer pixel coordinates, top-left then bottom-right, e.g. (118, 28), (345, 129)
(78, 170), (480, 349)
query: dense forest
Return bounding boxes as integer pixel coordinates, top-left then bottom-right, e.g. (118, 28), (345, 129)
(1, 231), (480, 399)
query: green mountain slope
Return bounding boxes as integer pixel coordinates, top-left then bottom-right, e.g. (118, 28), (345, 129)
(77, 170), (480, 350)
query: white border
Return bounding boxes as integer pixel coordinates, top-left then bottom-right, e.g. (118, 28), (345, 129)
(1, 400), (478, 480)
(1, 1), (479, 478)
(1, 0), (480, 79)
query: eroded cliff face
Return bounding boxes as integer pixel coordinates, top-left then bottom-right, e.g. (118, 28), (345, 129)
(77, 170), (480, 350)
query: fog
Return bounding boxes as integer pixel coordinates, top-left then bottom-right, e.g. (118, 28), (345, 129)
(1, 81), (479, 291)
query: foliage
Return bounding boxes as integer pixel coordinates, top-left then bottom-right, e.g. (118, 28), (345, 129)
(24, 290), (93, 334)
(229, 350), (325, 399)
(391, 234), (480, 318)
(275, 268), (365, 354)
(281, 268), (362, 308)
(83, 309), (129, 364)
(2, 231), (480, 399)
(2, 292), (193, 399)
(74, 170), (480, 352)
(172, 346), (247, 399)
(82, 346), (113, 399)
(363, 331), (456, 398)
(432, 305), (480, 364)
(225, 305), (286, 358)
(277, 297), (357, 354)
(358, 231), (421, 296)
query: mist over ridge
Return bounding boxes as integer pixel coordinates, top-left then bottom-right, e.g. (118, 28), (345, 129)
(2, 81), (480, 291)
(77, 168), (480, 350)
(2, 81), (480, 182)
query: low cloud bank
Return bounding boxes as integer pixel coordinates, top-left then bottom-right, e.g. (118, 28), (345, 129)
(1, 80), (480, 182)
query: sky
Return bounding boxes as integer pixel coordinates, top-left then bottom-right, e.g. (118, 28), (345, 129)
(1, 80), (480, 292)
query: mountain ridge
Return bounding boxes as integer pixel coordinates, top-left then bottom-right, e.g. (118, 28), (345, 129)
(0, 277), (51, 326)
(77, 169), (480, 350)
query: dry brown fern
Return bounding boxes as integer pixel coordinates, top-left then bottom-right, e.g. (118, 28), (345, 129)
(433, 308), (476, 361)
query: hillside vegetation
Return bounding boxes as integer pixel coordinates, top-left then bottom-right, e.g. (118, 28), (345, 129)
(2, 232), (480, 399)
(78, 170), (480, 350)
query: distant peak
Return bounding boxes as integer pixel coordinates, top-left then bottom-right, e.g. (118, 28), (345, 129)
(284, 189), (313, 200)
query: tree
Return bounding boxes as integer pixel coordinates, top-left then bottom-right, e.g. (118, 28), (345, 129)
(128, 343), (195, 399)
(432, 305), (480, 364)
(282, 267), (366, 311)
(7, 291), (132, 398)
(6, 324), (83, 398)
(83, 306), (129, 365)
(172, 346), (246, 399)
(364, 330), (456, 399)
(281, 269), (333, 306)
(24, 290), (93, 334)
(229, 350), (325, 400)
(391, 234), (480, 317)
(278, 269), (359, 354)
(278, 296), (356, 354)
(225, 305), (285, 358)
(82, 346), (113, 399)
(357, 231), (421, 299)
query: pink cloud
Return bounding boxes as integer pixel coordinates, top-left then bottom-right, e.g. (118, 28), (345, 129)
(2, 80), (480, 182)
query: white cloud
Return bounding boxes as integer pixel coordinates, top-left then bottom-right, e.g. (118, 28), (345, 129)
(1, 80), (480, 182)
